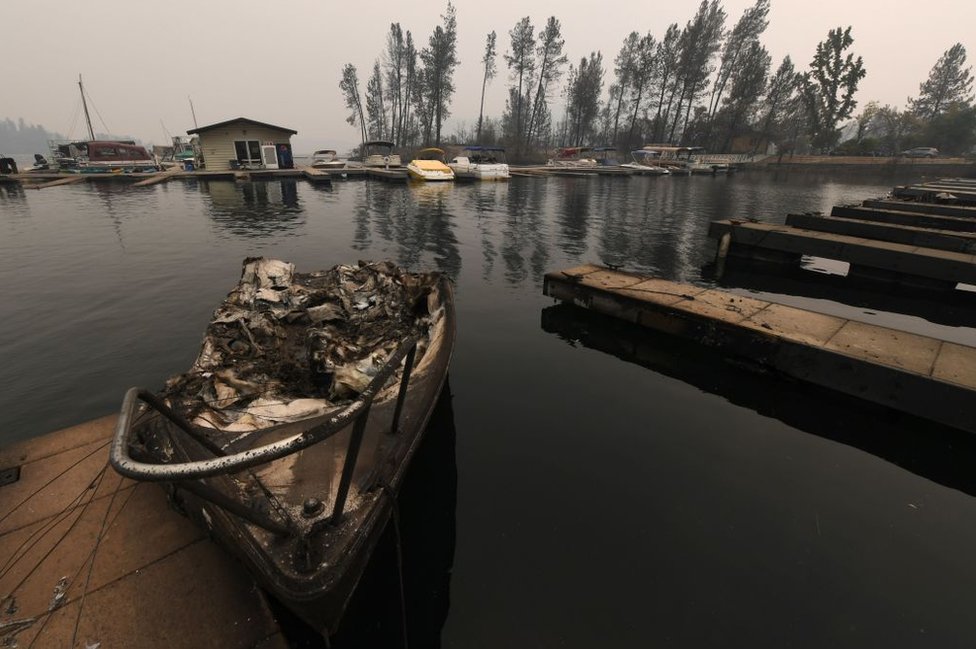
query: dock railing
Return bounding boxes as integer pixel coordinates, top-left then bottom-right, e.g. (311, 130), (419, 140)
(109, 332), (420, 536)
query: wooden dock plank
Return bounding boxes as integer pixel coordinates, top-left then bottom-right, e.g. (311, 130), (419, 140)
(786, 212), (976, 253)
(300, 166), (334, 184)
(709, 220), (976, 285)
(543, 267), (976, 433)
(0, 417), (285, 649)
(131, 168), (183, 187)
(28, 176), (87, 190)
(932, 343), (976, 390)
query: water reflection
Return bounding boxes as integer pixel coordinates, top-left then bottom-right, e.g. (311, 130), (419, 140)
(351, 182), (462, 279)
(200, 180), (305, 238)
(0, 182), (26, 202)
(461, 182), (508, 280)
(555, 178), (591, 257)
(330, 384), (457, 648)
(540, 303), (976, 497)
(501, 178), (549, 285)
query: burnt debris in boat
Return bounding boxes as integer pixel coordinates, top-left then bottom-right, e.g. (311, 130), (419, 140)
(110, 257), (456, 637)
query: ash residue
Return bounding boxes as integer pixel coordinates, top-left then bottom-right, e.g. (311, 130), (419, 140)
(162, 258), (441, 432)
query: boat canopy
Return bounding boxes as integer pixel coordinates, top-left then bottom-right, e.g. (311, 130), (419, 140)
(364, 140), (395, 148)
(642, 145), (704, 154)
(554, 146), (593, 158)
(461, 145), (506, 152)
(313, 149), (337, 155)
(592, 146), (617, 152)
(417, 147), (446, 157)
(87, 141), (152, 161)
(631, 149), (661, 157)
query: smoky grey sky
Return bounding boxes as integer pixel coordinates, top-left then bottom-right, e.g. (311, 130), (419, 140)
(4, 0), (973, 153)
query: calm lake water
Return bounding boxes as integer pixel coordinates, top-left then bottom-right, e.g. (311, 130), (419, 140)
(2, 171), (976, 647)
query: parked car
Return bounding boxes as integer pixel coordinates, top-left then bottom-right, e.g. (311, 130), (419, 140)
(900, 147), (939, 158)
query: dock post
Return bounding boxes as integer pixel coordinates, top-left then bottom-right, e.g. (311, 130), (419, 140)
(715, 233), (732, 279)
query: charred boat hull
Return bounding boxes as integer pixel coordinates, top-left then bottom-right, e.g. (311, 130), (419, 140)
(111, 260), (456, 636)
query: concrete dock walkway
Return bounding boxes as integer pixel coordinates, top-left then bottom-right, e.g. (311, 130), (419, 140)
(0, 417), (287, 649)
(543, 264), (976, 434)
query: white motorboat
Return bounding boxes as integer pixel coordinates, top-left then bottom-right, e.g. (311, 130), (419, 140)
(448, 146), (510, 180)
(407, 148), (455, 182)
(363, 141), (402, 168)
(620, 150), (670, 175)
(310, 149), (345, 169)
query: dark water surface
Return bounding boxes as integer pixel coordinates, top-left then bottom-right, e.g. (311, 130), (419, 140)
(3, 172), (976, 647)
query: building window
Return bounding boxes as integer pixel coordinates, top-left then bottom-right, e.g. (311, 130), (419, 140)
(234, 140), (262, 165)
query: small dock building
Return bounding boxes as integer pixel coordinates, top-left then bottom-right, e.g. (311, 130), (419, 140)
(188, 117), (297, 171)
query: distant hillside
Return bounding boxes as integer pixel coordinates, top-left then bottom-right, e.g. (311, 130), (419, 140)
(0, 118), (66, 154)
(0, 118), (141, 154)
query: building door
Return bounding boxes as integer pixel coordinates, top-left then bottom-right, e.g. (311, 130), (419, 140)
(276, 143), (294, 169)
(261, 145), (279, 169)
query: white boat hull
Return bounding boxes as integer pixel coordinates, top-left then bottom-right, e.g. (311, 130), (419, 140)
(364, 154), (401, 168)
(448, 162), (510, 180)
(407, 164), (455, 181)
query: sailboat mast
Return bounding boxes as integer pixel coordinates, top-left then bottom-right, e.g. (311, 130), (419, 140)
(188, 96), (198, 129)
(79, 74), (95, 141)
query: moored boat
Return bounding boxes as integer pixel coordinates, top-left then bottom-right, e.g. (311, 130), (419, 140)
(546, 146), (597, 167)
(110, 257), (455, 637)
(50, 74), (160, 173)
(50, 140), (160, 173)
(592, 146), (621, 166)
(311, 149), (346, 169)
(640, 145), (732, 175)
(407, 147), (455, 181)
(620, 150), (671, 175)
(448, 146), (510, 180)
(363, 140), (402, 168)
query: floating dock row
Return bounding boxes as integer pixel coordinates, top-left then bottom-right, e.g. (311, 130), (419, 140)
(709, 219), (975, 288)
(543, 264), (975, 434)
(708, 178), (976, 290)
(0, 166), (373, 190)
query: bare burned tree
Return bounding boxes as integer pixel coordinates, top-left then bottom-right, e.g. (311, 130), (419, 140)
(477, 31), (498, 142)
(339, 63), (368, 150)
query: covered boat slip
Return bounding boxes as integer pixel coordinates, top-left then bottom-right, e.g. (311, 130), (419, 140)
(110, 259), (456, 636)
(0, 416), (288, 649)
(543, 265), (976, 435)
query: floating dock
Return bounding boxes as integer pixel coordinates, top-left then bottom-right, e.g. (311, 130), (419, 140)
(861, 198), (976, 220)
(1, 165), (362, 190)
(706, 178), (976, 290)
(785, 212), (976, 254)
(709, 219), (976, 288)
(543, 264), (975, 434)
(832, 204), (976, 233)
(893, 184), (976, 205)
(0, 417), (287, 649)
(364, 167), (409, 183)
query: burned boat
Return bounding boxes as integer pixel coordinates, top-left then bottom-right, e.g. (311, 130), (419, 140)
(110, 258), (455, 636)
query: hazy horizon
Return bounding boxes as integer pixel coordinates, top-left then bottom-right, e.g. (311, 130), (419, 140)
(4, 0), (973, 153)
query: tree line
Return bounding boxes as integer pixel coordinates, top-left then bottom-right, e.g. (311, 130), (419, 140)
(0, 119), (65, 155)
(339, 0), (975, 160)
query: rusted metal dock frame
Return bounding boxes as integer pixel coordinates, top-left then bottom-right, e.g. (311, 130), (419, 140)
(543, 264), (975, 434)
